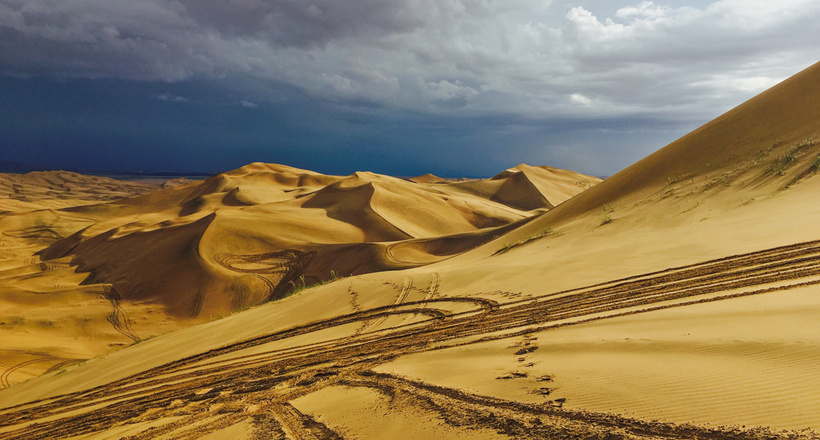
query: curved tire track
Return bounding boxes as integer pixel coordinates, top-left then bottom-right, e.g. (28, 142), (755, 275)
(2, 240), (820, 439)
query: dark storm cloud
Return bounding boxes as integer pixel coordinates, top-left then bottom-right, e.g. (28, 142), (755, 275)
(2, 1), (820, 176)
(0, 75), (696, 177)
(2, 0), (820, 115)
(177, 0), (434, 47)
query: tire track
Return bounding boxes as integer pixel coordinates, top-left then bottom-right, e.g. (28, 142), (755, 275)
(1, 227), (63, 244)
(269, 402), (345, 440)
(214, 249), (317, 302)
(357, 277), (413, 335)
(2, 240), (820, 439)
(401, 272), (439, 325)
(0, 358), (55, 389)
(101, 285), (141, 343)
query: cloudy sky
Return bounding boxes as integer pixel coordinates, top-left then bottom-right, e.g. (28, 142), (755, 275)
(2, 0), (819, 177)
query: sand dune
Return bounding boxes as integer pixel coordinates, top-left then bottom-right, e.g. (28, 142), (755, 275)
(33, 161), (595, 322)
(0, 162), (596, 388)
(1, 62), (819, 439)
(0, 171), (167, 212)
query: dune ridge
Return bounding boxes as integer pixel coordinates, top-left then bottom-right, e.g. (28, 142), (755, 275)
(0, 162), (597, 387)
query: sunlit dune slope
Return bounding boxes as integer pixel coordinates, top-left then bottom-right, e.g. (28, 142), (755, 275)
(408, 173), (448, 184)
(365, 60), (820, 431)
(492, 164), (601, 207)
(522, 61), (820, 227)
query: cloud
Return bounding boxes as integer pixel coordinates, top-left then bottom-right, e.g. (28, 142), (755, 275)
(155, 93), (188, 102)
(1, 0), (820, 121)
(571, 94), (592, 105)
(239, 99), (258, 108)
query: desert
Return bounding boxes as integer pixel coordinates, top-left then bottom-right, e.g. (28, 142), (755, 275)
(0, 60), (819, 438)
(3, 1), (820, 438)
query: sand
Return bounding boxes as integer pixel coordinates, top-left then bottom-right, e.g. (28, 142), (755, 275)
(0, 163), (597, 388)
(0, 61), (819, 439)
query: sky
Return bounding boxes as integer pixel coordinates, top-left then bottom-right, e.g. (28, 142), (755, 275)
(2, 0), (820, 178)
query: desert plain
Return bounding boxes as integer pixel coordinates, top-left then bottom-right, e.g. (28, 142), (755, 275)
(1, 62), (820, 439)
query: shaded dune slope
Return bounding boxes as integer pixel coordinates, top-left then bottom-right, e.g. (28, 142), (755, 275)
(30, 162), (598, 323)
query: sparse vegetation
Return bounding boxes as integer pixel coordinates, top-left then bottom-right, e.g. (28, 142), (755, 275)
(600, 204), (614, 225)
(575, 179), (593, 189)
(765, 156), (788, 176)
(494, 227), (556, 255)
(665, 173), (691, 186)
(130, 334), (157, 346)
(812, 154), (820, 171)
(793, 136), (816, 149)
(496, 242), (517, 254)
(287, 270), (345, 296)
(749, 146), (773, 167)
(762, 137), (816, 178)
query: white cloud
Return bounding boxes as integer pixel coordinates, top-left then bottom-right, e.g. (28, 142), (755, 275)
(571, 93), (592, 105)
(1, 0), (820, 120)
(239, 99), (258, 108)
(616, 1), (671, 19)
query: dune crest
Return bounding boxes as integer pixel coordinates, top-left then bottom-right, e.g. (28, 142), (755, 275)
(0, 162), (598, 387)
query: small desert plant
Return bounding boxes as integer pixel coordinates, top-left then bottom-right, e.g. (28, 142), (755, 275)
(494, 228), (555, 255)
(752, 147), (774, 163)
(794, 137), (816, 148)
(130, 334), (157, 346)
(286, 270), (346, 296)
(530, 227), (552, 239)
(765, 157), (787, 176)
(812, 154), (820, 171)
(495, 242), (517, 254)
(598, 204), (614, 225)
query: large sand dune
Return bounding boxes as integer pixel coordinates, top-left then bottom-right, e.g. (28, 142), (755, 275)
(0, 61), (819, 439)
(0, 163), (596, 388)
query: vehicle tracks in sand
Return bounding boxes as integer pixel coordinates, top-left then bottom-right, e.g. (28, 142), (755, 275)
(213, 250), (317, 302)
(2, 240), (820, 439)
(0, 357), (62, 390)
(400, 272), (440, 325)
(100, 285), (141, 344)
(356, 277), (414, 335)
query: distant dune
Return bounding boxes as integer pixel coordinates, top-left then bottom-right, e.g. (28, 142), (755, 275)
(0, 161), (598, 387)
(1, 62), (820, 439)
(0, 171), (165, 212)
